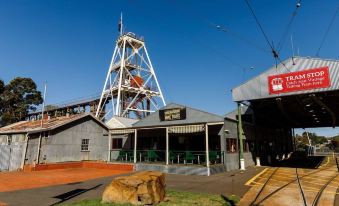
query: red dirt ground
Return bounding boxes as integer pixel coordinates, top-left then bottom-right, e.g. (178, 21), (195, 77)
(0, 162), (133, 192)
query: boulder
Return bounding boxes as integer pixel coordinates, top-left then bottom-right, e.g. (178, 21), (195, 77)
(102, 171), (166, 205)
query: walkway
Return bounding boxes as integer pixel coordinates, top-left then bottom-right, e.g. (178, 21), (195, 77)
(0, 167), (131, 192)
(0, 166), (264, 205)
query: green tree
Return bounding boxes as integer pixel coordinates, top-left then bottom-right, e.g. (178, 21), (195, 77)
(0, 77), (43, 126)
(45, 104), (58, 111)
(300, 132), (327, 145)
(0, 79), (4, 98)
(0, 79), (4, 93)
(0, 79), (5, 124)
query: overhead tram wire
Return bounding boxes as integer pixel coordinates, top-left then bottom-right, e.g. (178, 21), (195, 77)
(277, 0), (301, 53)
(315, 6), (339, 57)
(168, 0), (296, 74)
(277, 56), (292, 73)
(128, 0), (248, 72)
(207, 21), (270, 54)
(244, 0), (292, 72)
(164, 0), (298, 75)
(244, 0), (276, 54)
(164, 0), (271, 55)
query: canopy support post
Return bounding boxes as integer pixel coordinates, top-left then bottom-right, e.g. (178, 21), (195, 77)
(205, 123), (210, 176)
(134, 129), (137, 164)
(238, 103), (245, 170)
(166, 127), (169, 165)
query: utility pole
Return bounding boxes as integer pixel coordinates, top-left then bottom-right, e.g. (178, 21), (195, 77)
(37, 82), (47, 164)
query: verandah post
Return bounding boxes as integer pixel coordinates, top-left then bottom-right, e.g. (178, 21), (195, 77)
(205, 123), (210, 176)
(134, 129), (137, 164)
(166, 127), (169, 165)
(238, 103), (245, 170)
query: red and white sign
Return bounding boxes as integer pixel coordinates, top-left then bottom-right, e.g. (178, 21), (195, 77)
(268, 67), (331, 95)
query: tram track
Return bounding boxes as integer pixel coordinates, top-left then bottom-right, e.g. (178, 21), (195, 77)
(249, 167), (279, 206)
(295, 168), (308, 206)
(250, 157), (337, 206)
(311, 173), (338, 206)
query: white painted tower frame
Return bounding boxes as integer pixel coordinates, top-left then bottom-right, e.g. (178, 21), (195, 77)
(96, 28), (166, 119)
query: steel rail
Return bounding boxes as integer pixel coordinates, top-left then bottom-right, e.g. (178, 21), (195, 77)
(311, 173), (338, 206)
(255, 162), (335, 205)
(250, 167), (279, 206)
(295, 168), (308, 206)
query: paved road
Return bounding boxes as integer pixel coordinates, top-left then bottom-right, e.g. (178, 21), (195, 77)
(0, 166), (264, 206)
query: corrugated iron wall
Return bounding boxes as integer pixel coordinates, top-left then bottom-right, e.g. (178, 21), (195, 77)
(0, 137), (26, 171)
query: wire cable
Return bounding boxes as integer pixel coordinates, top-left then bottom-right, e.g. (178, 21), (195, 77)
(244, 0), (275, 52)
(277, 0), (301, 53)
(244, 0), (285, 68)
(128, 0), (248, 71)
(315, 6), (339, 57)
(165, 0), (271, 54)
(277, 55), (292, 73)
(207, 21), (270, 53)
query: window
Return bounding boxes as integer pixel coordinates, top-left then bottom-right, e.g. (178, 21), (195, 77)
(226, 138), (238, 153)
(43, 132), (50, 141)
(112, 138), (123, 149)
(243, 140), (254, 152)
(7, 135), (12, 145)
(81, 139), (90, 151)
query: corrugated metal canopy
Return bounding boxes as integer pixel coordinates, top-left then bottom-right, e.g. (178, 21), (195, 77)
(232, 57), (339, 128)
(232, 57), (339, 102)
(110, 129), (135, 134)
(168, 124), (205, 134)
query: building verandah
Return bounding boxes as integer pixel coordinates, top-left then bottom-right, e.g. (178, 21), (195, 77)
(108, 103), (226, 175)
(109, 123), (224, 176)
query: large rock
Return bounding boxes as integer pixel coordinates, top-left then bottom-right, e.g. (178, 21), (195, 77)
(102, 171), (166, 205)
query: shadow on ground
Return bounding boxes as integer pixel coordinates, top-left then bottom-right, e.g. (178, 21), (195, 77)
(272, 155), (325, 169)
(51, 184), (102, 205)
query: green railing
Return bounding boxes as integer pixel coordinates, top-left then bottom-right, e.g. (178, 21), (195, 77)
(110, 150), (224, 165)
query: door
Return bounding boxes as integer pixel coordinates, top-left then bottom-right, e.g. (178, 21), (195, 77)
(9, 144), (24, 171)
(0, 146), (10, 171)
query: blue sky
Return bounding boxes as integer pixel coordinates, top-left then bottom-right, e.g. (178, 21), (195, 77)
(1, 0), (339, 136)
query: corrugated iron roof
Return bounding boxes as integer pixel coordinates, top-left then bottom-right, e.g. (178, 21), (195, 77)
(232, 56), (339, 101)
(0, 113), (107, 134)
(224, 104), (252, 121)
(132, 103), (224, 128)
(106, 116), (139, 129)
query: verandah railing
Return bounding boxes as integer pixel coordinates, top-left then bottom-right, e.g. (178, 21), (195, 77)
(111, 150), (224, 165)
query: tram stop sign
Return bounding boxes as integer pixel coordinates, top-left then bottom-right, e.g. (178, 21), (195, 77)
(268, 67), (331, 95)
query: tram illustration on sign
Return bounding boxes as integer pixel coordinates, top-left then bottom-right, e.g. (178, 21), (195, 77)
(271, 77), (284, 92)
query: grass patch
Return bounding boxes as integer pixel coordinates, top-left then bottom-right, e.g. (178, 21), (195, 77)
(60, 190), (239, 206)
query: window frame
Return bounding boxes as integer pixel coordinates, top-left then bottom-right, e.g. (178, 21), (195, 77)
(226, 138), (238, 153)
(81, 139), (90, 152)
(7, 135), (12, 146)
(111, 138), (123, 150)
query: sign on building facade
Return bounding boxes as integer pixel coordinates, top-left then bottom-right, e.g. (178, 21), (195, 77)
(159, 108), (186, 121)
(268, 67), (331, 94)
